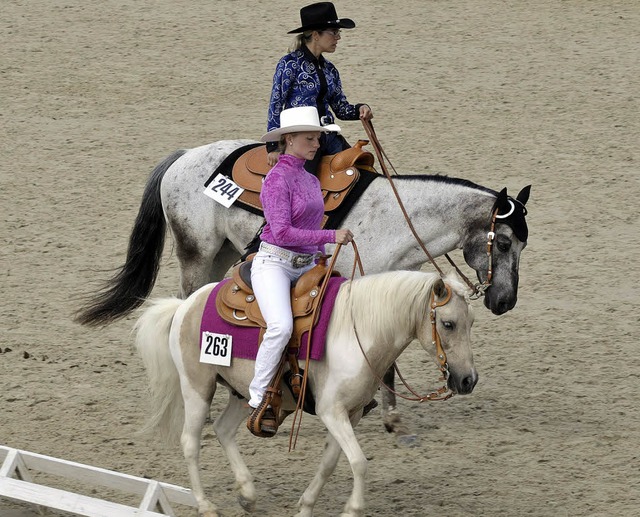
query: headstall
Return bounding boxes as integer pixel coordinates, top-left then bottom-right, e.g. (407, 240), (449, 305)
(360, 118), (510, 300)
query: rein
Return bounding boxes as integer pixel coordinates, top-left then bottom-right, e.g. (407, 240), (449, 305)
(291, 241), (454, 449)
(288, 243), (350, 451)
(346, 241), (454, 403)
(360, 119), (497, 298)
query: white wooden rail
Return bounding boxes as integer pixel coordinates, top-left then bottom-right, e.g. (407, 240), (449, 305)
(0, 445), (197, 516)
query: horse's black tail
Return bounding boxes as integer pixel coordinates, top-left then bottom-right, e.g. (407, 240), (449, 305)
(75, 149), (187, 327)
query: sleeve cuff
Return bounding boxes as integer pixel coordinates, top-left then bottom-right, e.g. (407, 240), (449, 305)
(354, 104), (369, 120)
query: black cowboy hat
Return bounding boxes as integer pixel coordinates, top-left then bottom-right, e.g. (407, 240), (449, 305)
(287, 2), (356, 34)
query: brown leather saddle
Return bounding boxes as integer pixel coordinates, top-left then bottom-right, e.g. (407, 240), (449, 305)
(215, 254), (339, 349)
(231, 140), (375, 222)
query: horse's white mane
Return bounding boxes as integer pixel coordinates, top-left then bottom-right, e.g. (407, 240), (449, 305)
(331, 270), (470, 342)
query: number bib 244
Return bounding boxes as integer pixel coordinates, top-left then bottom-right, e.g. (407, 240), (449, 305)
(203, 176), (244, 208)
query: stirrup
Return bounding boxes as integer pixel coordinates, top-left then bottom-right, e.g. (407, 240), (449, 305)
(247, 398), (278, 438)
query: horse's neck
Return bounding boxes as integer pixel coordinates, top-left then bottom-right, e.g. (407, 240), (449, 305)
(391, 175), (493, 224)
(344, 176), (494, 272)
(347, 273), (431, 369)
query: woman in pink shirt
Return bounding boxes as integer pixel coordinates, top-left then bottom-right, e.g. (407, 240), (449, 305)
(248, 106), (353, 436)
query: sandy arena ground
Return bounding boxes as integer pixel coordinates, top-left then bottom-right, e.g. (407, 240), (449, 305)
(1, 1), (639, 516)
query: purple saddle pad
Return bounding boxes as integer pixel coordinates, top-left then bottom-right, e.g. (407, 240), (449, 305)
(200, 277), (347, 361)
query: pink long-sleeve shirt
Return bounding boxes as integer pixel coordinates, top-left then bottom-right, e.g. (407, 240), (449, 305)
(259, 154), (336, 255)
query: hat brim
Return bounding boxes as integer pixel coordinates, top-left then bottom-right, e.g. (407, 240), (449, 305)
(287, 18), (355, 34)
(261, 123), (341, 142)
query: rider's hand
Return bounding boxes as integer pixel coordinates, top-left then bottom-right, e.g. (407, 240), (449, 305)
(359, 104), (373, 121)
(267, 151), (281, 166)
(335, 229), (354, 244)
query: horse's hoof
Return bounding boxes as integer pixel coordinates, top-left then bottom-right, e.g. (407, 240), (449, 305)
(396, 433), (419, 447)
(382, 412), (402, 433)
(198, 500), (220, 517)
(238, 494), (256, 512)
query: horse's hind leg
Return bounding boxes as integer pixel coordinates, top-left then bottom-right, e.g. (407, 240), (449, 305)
(210, 239), (241, 280)
(175, 236), (241, 298)
(180, 382), (219, 517)
(212, 393), (256, 512)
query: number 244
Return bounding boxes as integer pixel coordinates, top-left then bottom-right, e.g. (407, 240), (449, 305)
(211, 178), (240, 200)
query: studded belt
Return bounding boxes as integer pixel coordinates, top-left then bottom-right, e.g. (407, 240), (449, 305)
(259, 242), (317, 269)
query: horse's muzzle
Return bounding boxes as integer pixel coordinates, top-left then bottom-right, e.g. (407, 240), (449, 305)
(448, 369), (478, 395)
(484, 292), (517, 315)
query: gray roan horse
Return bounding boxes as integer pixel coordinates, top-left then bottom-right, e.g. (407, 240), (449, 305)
(134, 270), (477, 517)
(77, 139), (530, 433)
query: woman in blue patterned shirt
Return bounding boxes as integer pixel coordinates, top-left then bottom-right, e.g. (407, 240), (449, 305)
(266, 2), (374, 169)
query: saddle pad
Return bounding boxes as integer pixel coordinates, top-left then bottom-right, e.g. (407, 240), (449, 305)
(200, 277), (347, 361)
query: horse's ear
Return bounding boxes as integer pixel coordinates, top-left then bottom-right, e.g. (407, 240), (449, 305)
(494, 187), (510, 214)
(433, 278), (447, 299)
(516, 185), (531, 206)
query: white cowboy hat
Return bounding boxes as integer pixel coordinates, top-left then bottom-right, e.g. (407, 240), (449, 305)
(261, 106), (341, 142)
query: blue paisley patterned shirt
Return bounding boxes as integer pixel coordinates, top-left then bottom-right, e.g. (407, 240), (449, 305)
(267, 46), (362, 133)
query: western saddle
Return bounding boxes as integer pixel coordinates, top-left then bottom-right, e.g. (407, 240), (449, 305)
(231, 140), (375, 222)
(216, 254), (340, 437)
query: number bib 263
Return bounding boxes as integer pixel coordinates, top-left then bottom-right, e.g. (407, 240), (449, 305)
(200, 332), (232, 366)
(203, 176), (244, 208)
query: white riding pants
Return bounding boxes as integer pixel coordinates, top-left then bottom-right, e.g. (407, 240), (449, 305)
(248, 250), (314, 408)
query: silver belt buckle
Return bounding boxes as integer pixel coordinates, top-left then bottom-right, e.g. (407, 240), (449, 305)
(292, 255), (311, 268)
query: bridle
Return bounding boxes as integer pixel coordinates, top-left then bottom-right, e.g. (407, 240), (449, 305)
(471, 205), (499, 299)
(360, 118), (503, 300)
(347, 241), (455, 403)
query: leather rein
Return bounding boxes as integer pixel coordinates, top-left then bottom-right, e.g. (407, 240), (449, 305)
(360, 119), (500, 300)
(346, 241), (455, 403)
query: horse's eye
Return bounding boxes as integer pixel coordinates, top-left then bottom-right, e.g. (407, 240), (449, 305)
(496, 239), (511, 252)
(442, 321), (454, 330)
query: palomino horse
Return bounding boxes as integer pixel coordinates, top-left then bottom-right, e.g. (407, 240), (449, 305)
(134, 270), (477, 517)
(77, 139), (529, 434)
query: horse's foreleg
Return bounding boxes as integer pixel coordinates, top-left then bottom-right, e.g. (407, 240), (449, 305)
(212, 394), (256, 513)
(180, 384), (219, 517)
(380, 366), (397, 431)
(295, 434), (343, 517)
(319, 410), (368, 517)
(380, 367), (418, 445)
